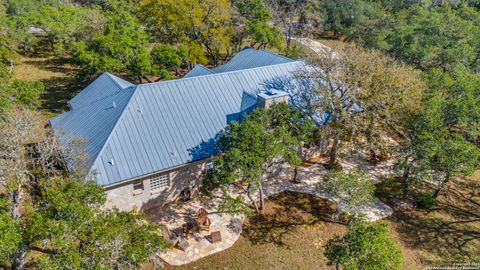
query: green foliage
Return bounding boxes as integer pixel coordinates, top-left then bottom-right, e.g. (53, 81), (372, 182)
(318, 169), (376, 209)
(72, 10), (151, 78)
(246, 21), (283, 49)
(319, 0), (391, 49)
(386, 5), (480, 71)
(423, 66), (480, 142)
(415, 192), (437, 209)
(150, 43), (186, 80)
(0, 196), (22, 263)
(403, 90), (480, 197)
(0, 64), (45, 112)
(5, 0), (59, 16)
(205, 104), (314, 212)
(24, 178), (167, 269)
(233, 0), (283, 50)
(139, 0), (232, 65)
(325, 218), (403, 270)
(5, 79), (44, 109)
(19, 3), (105, 55)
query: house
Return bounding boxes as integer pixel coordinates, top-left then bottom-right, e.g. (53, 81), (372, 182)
(49, 48), (304, 211)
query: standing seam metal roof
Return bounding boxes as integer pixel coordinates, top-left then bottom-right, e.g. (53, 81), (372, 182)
(51, 51), (303, 186)
(68, 72), (134, 110)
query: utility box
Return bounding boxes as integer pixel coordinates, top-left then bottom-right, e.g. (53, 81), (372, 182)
(257, 90), (289, 109)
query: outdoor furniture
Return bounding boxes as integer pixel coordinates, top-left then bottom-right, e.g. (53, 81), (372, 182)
(196, 208), (211, 231)
(182, 221), (198, 239)
(175, 237), (190, 251)
(209, 231), (222, 243)
(162, 227), (179, 246)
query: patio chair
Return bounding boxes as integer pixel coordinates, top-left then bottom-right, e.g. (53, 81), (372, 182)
(182, 221), (198, 239)
(196, 208), (211, 231)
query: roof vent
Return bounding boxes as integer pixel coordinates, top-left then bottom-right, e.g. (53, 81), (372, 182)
(112, 101), (116, 108)
(108, 159), (115, 166)
(138, 108), (143, 114)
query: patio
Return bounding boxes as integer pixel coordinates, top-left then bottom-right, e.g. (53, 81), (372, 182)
(148, 197), (244, 266)
(149, 159), (393, 266)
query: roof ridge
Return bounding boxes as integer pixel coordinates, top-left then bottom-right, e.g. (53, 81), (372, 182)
(87, 85), (139, 179)
(258, 48), (293, 62)
(194, 64), (210, 71)
(105, 72), (133, 89)
(138, 61), (303, 88)
(69, 83), (137, 111)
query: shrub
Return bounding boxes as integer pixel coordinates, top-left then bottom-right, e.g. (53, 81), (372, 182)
(416, 192), (437, 209)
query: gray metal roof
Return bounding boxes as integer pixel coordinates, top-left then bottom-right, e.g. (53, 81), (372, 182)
(183, 64), (214, 78)
(51, 54), (304, 186)
(68, 72), (134, 109)
(185, 47), (292, 79)
(213, 47), (292, 73)
(50, 86), (136, 169)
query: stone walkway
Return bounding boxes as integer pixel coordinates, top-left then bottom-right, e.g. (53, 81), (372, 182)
(263, 162), (393, 221)
(152, 160), (393, 265)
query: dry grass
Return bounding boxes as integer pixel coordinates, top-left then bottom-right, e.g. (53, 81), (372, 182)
(164, 174), (480, 270)
(13, 55), (89, 114)
(165, 192), (346, 270)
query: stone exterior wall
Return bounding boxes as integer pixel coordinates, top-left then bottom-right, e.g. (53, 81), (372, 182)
(257, 95), (289, 110)
(104, 160), (207, 212)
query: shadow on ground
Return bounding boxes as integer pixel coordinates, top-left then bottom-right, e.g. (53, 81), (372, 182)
(389, 179), (480, 264)
(18, 56), (92, 113)
(243, 191), (339, 246)
(34, 58), (90, 113)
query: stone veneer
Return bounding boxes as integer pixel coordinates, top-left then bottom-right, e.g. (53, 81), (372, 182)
(104, 160), (208, 212)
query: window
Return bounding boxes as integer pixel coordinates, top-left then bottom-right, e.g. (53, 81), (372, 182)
(133, 181), (144, 195)
(150, 174), (169, 192)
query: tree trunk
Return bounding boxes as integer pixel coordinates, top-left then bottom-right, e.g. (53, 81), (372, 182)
(11, 189), (27, 270)
(11, 189), (23, 220)
(244, 184), (260, 213)
(9, 59), (14, 73)
(12, 244), (28, 270)
(292, 167), (299, 183)
(402, 160), (411, 199)
(433, 173), (450, 199)
(328, 134), (340, 169)
(258, 181), (265, 213)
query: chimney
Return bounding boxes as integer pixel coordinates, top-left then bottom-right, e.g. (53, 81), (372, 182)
(257, 90), (289, 109)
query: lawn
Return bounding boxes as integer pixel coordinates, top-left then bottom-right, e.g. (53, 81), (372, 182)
(164, 176), (480, 270)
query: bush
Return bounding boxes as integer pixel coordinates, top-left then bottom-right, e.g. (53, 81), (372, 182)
(416, 192), (437, 209)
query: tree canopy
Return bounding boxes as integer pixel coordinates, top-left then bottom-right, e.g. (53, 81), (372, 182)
(204, 104), (315, 213)
(325, 218), (403, 270)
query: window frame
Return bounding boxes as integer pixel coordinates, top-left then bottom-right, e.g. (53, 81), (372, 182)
(132, 180), (144, 195)
(150, 173), (170, 193)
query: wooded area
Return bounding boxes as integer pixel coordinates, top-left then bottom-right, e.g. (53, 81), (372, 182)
(1, 0), (479, 269)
